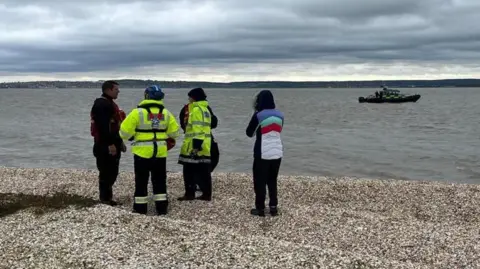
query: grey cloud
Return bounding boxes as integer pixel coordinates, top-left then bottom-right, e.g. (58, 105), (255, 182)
(292, 0), (452, 20)
(0, 0), (479, 76)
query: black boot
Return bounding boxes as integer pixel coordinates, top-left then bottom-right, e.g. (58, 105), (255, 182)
(250, 208), (265, 217)
(133, 203), (148, 215)
(155, 201), (168, 215)
(269, 206), (278, 216)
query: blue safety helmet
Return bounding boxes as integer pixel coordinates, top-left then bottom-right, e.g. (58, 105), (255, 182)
(144, 85), (165, 100)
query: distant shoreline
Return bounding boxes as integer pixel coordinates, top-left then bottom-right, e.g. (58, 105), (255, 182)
(1, 78), (480, 89)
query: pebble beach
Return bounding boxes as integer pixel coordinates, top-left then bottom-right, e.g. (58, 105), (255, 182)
(0, 167), (479, 269)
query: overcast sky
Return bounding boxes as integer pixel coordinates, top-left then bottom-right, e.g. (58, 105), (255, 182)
(1, 0), (480, 82)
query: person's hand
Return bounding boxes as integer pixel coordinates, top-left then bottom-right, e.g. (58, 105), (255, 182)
(121, 142), (127, 152)
(108, 144), (117, 156)
(190, 149), (199, 159)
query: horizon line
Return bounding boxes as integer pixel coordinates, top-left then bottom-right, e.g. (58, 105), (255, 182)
(2, 77), (480, 84)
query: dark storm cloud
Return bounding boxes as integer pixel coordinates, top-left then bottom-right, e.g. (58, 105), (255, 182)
(0, 0), (479, 75)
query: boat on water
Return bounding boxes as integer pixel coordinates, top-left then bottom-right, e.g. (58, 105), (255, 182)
(358, 87), (421, 103)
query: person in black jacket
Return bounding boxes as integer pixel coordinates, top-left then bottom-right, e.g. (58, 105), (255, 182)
(178, 88), (219, 193)
(90, 80), (126, 206)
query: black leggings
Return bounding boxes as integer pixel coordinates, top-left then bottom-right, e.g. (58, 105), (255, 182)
(252, 158), (281, 210)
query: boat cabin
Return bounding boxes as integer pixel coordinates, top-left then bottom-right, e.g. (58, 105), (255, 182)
(381, 88), (401, 96)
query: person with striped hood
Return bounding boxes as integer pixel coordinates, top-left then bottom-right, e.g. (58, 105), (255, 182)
(246, 90), (284, 217)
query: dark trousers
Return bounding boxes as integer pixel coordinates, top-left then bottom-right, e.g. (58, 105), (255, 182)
(183, 163), (212, 198)
(210, 141), (220, 172)
(252, 158), (281, 210)
(194, 142), (219, 191)
(133, 155), (168, 215)
(94, 147), (121, 202)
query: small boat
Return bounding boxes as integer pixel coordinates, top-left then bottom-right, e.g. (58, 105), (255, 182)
(358, 87), (421, 103)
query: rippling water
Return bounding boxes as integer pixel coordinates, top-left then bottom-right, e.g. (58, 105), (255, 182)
(0, 87), (478, 184)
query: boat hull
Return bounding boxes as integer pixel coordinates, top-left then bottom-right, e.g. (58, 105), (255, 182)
(358, 94), (421, 103)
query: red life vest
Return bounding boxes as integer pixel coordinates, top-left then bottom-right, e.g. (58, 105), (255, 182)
(134, 103), (176, 151)
(183, 103), (190, 127)
(149, 109), (175, 150)
(90, 97), (126, 142)
(147, 107), (175, 151)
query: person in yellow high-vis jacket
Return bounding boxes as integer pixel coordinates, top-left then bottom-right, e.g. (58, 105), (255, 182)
(119, 85), (180, 215)
(179, 100), (219, 192)
(177, 87), (213, 201)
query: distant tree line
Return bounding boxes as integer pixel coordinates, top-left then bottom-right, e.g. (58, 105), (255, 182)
(1, 79), (480, 89)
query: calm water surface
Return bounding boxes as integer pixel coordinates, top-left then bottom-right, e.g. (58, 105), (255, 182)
(0, 87), (478, 184)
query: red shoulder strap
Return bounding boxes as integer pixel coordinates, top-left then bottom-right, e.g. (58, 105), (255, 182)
(183, 104), (189, 124)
